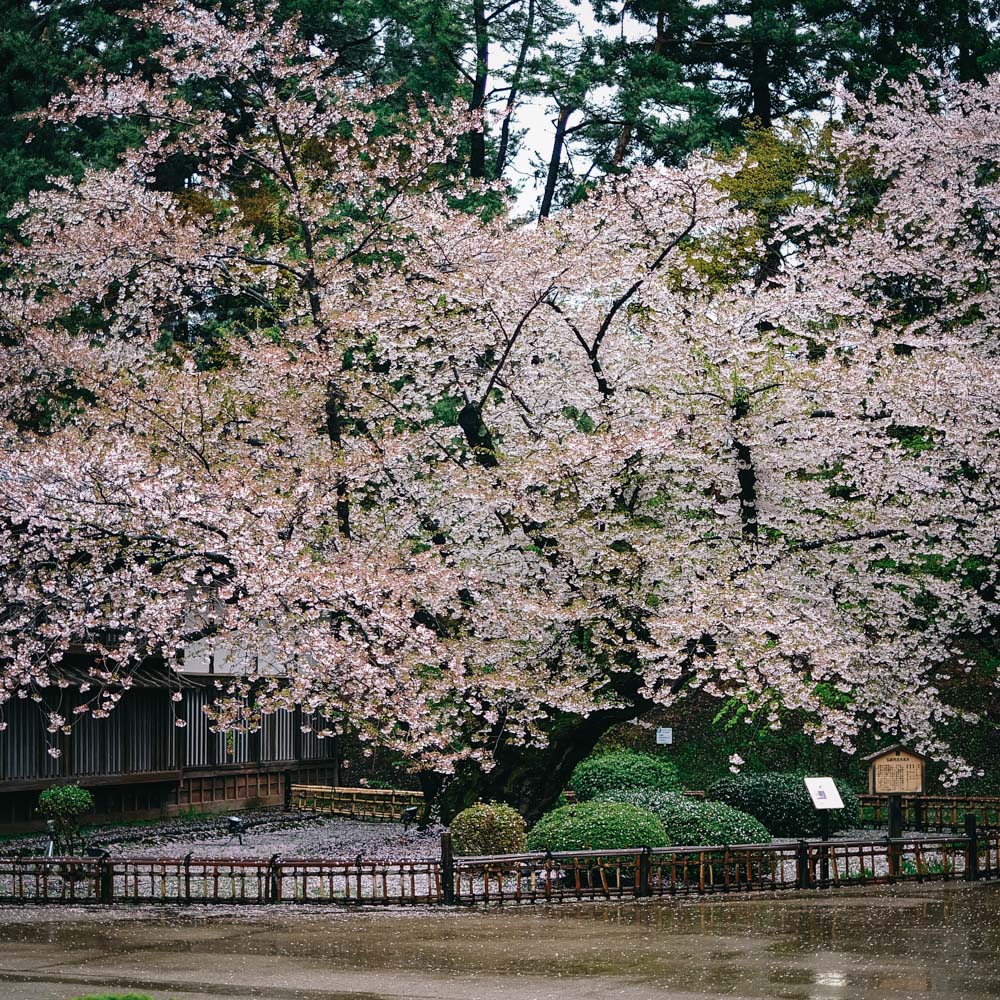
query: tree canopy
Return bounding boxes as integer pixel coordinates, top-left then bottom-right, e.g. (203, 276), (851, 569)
(1, 2), (998, 816)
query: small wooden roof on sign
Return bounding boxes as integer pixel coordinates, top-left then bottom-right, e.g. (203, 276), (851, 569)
(861, 744), (928, 763)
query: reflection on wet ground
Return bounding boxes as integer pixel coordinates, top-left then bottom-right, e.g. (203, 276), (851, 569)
(0, 881), (996, 999)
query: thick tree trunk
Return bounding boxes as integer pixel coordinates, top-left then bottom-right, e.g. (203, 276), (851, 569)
(324, 381), (351, 537)
(733, 438), (758, 539)
(754, 238), (783, 288)
(417, 660), (713, 827)
(458, 401), (499, 467)
(732, 391), (758, 540)
(425, 692), (655, 826)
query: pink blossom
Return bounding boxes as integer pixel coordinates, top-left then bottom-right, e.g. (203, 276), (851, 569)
(0, 7), (995, 788)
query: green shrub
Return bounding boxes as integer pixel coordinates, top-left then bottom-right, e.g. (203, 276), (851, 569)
(706, 772), (860, 836)
(38, 783), (94, 853)
(450, 801), (526, 856)
(594, 788), (770, 846)
(526, 801), (668, 852)
(568, 750), (680, 801)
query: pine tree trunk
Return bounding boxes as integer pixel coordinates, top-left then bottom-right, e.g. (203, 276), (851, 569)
(612, 9), (667, 166)
(749, 0), (772, 127)
(469, 0), (490, 178)
(495, 0), (535, 177)
(539, 105), (571, 220)
(956, 0), (981, 82)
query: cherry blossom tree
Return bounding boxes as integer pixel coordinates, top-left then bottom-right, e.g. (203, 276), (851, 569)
(1, 3), (998, 818)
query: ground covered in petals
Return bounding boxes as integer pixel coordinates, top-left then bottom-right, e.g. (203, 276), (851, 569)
(1, 808), (445, 861)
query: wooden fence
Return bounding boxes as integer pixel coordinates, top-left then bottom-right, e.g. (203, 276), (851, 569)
(1, 828), (997, 906)
(289, 784), (423, 822)
(0, 854), (440, 905)
(452, 833), (1000, 904)
(859, 795), (1000, 831)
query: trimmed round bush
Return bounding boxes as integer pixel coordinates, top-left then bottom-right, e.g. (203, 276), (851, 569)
(594, 788), (770, 846)
(38, 783), (94, 853)
(706, 772), (860, 837)
(450, 801), (526, 856)
(526, 800), (668, 852)
(568, 750), (680, 802)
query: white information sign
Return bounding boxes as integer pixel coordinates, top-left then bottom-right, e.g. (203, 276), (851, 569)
(804, 777), (844, 810)
(655, 727), (673, 746)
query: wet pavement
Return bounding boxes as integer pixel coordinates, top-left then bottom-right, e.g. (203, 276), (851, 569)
(0, 882), (996, 1000)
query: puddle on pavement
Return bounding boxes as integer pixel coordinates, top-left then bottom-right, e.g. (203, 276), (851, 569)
(0, 882), (997, 999)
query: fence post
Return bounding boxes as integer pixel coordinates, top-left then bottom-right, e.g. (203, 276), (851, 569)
(964, 814), (979, 882)
(887, 795), (903, 880)
(440, 830), (455, 905)
(99, 857), (114, 905)
(637, 847), (651, 898)
(269, 853), (282, 902)
(818, 811), (830, 887)
(887, 794), (903, 838)
(183, 851), (193, 903)
(796, 840), (811, 889)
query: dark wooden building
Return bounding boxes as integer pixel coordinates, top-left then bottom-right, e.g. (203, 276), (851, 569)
(0, 653), (338, 831)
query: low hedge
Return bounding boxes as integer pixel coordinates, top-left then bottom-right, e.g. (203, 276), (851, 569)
(526, 800), (668, 852)
(568, 750), (680, 802)
(450, 801), (526, 856)
(706, 772), (860, 836)
(594, 788), (770, 846)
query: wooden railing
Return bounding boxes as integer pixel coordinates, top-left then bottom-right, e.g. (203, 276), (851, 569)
(1, 830), (996, 906)
(0, 854), (442, 905)
(0, 855), (105, 903)
(289, 784), (424, 822)
(859, 795), (1000, 831)
(451, 833), (998, 904)
(277, 858), (441, 903)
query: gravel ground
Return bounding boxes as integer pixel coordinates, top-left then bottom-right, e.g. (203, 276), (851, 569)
(1, 808), (445, 861)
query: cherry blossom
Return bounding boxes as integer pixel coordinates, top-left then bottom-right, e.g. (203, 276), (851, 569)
(1, 4), (997, 788)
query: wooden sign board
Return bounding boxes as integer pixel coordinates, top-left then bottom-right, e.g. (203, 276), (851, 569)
(867, 748), (925, 795)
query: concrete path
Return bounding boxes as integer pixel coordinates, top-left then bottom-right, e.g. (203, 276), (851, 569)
(0, 882), (996, 1000)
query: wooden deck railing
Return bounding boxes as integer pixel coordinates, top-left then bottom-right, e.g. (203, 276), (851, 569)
(859, 795), (1000, 831)
(1, 829), (996, 906)
(290, 784), (424, 822)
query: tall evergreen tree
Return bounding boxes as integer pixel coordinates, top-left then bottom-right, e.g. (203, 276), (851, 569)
(0, 0), (152, 234)
(844, 0), (999, 86)
(590, 0), (722, 169)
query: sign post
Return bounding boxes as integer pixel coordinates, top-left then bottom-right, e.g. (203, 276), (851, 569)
(804, 778), (845, 887)
(863, 745), (927, 837)
(655, 727), (673, 746)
